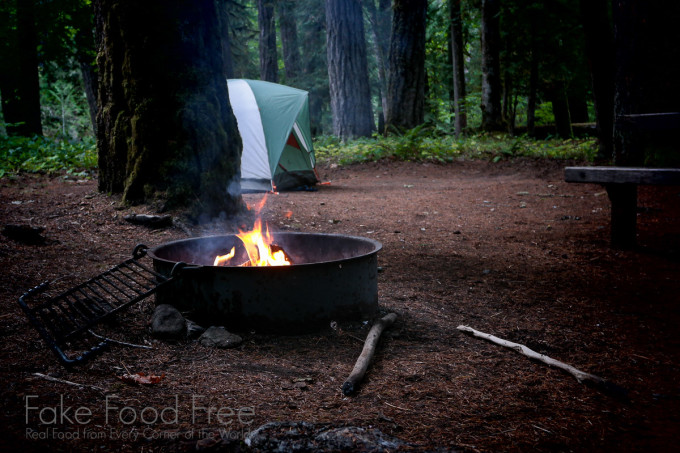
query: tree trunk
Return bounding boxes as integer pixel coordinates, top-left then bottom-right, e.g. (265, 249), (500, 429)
(480, 0), (504, 131)
(258, 0), (278, 83)
(450, 0), (467, 136)
(326, 0), (374, 140)
(1, 0), (42, 136)
(216, 0), (235, 79)
(364, 0), (391, 133)
(568, 93), (589, 124)
(551, 82), (572, 138)
(79, 59), (98, 135)
(94, 0), (242, 218)
(526, 57), (537, 137)
(300, 0), (328, 135)
(579, 0), (614, 161)
(278, 0), (302, 84)
(385, 0), (428, 131)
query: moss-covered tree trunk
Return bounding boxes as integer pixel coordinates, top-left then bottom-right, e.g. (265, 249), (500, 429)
(94, 0), (242, 218)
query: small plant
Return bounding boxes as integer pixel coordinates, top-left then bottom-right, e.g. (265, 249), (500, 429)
(0, 135), (97, 178)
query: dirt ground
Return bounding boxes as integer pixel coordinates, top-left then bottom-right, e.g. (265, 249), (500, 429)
(1, 158), (679, 452)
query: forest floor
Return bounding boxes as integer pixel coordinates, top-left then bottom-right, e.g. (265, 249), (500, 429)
(1, 158), (679, 452)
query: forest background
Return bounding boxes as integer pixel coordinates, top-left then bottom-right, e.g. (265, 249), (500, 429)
(0, 0), (678, 183)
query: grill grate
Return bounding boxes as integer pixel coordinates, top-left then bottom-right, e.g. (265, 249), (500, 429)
(19, 245), (174, 365)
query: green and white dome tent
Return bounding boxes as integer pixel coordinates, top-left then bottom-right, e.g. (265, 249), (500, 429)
(227, 79), (317, 193)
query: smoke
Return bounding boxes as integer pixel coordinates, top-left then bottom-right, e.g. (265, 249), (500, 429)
(227, 178), (242, 199)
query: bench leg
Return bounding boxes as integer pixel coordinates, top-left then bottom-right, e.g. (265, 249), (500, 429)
(605, 184), (637, 248)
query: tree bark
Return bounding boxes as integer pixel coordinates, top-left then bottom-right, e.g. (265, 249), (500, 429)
(277, 0), (301, 84)
(385, 0), (428, 131)
(94, 0), (242, 218)
(480, 0), (504, 131)
(450, 0), (467, 136)
(258, 0), (278, 83)
(326, 0), (374, 140)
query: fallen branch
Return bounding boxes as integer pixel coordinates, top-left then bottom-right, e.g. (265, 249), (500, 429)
(32, 373), (106, 392)
(342, 313), (397, 396)
(457, 325), (626, 398)
(88, 330), (153, 349)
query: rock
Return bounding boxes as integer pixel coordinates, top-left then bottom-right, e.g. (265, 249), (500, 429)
(150, 304), (186, 339)
(185, 319), (206, 339)
(198, 326), (242, 349)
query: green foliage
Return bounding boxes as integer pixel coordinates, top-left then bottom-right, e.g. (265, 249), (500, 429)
(40, 70), (92, 140)
(0, 135), (96, 178)
(315, 130), (597, 166)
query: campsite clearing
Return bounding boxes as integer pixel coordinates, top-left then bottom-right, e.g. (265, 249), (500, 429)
(1, 158), (679, 451)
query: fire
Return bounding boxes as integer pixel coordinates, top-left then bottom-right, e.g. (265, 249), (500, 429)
(213, 195), (292, 267)
(213, 247), (235, 266)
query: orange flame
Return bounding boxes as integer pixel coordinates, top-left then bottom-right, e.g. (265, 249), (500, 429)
(214, 195), (292, 267)
(236, 218), (291, 266)
(213, 247), (235, 266)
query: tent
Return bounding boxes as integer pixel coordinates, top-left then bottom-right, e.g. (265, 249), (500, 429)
(227, 79), (317, 192)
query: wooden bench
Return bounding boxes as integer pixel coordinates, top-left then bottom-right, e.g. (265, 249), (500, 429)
(564, 166), (680, 247)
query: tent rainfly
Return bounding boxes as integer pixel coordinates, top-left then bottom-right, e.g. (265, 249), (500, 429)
(227, 79), (317, 192)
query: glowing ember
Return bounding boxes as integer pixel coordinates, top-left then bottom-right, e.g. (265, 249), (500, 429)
(214, 195), (292, 267)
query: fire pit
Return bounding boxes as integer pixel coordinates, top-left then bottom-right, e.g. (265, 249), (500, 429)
(147, 232), (382, 333)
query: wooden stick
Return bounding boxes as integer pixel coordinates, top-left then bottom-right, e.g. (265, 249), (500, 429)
(32, 373), (106, 392)
(342, 313), (397, 396)
(457, 325), (627, 397)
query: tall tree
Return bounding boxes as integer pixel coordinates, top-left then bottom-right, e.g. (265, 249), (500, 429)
(0, 0), (42, 136)
(216, 0), (236, 78)
(94, 0), (242, 217)
(385, 0), (427, 131)
(258, 0), (278, 82)
(299, 0), (329, 134)
(480, 0), (503, 131)
(277, 0), (302, 84)
(450, 0), (467, 136)
(364, 0), (391, 133)
(326, 0), (374, 139)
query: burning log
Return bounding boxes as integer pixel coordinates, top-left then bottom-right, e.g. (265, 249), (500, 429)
(457, 325), (627, 398)
(342, 313), (397, 396)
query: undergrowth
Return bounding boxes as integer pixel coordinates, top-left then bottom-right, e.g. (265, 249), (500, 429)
(314, 130), (598, 166)
(0, 135), (97, 179)
(0, 128), (598, 180)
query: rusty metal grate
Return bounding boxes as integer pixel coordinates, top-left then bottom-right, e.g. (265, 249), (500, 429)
(18, 245), (174, 366)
